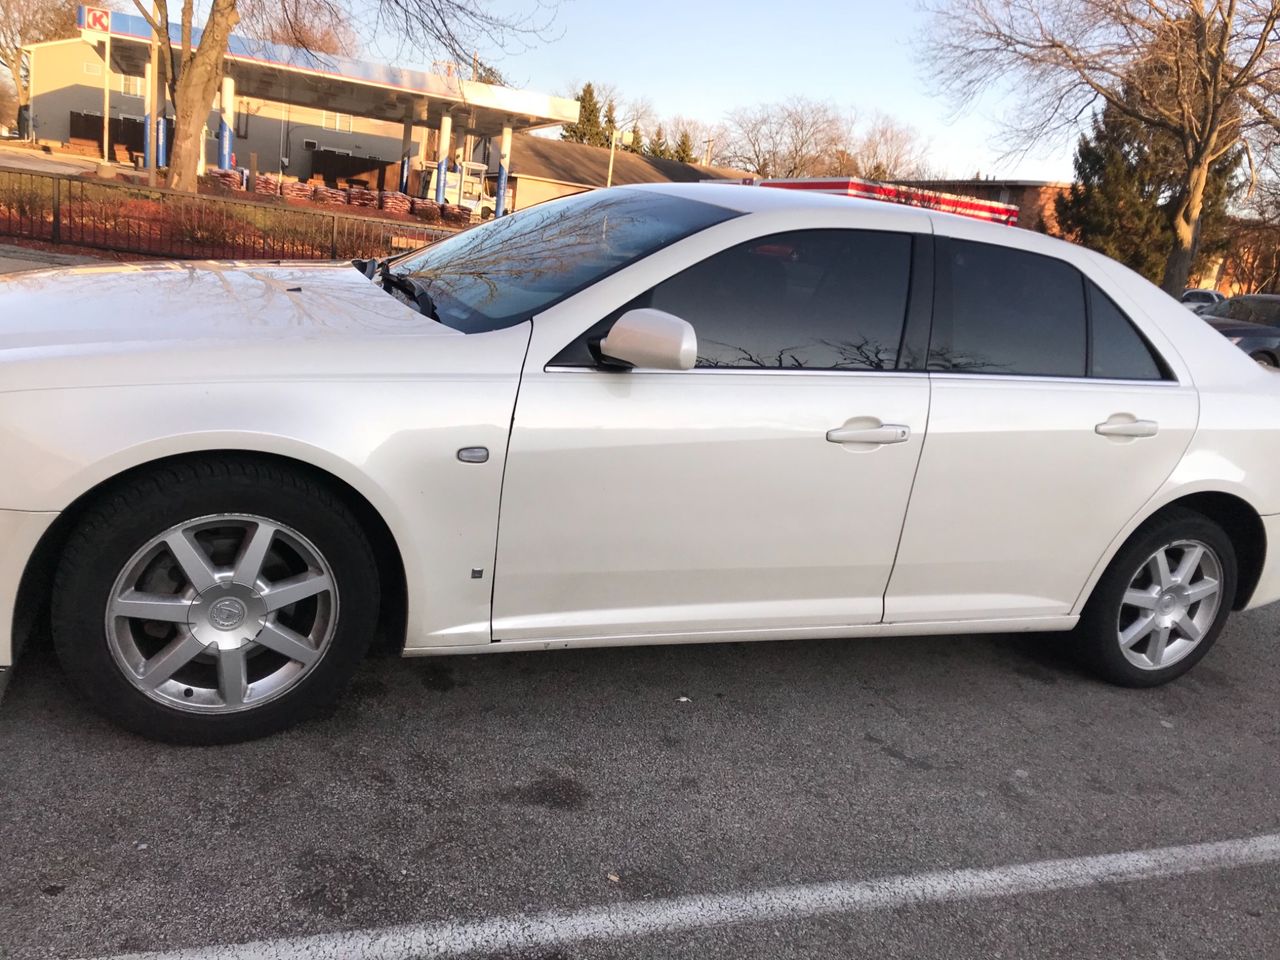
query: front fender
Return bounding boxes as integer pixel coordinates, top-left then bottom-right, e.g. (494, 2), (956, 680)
(1, 369), (524, 653)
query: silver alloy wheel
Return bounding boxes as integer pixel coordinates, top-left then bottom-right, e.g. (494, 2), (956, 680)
(1117, 539), (1222, 671)
(105, 514), (339, 713)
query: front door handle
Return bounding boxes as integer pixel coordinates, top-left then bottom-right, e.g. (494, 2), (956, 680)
(1096, 416), (1159, 439)
(826, 422), (911, 445)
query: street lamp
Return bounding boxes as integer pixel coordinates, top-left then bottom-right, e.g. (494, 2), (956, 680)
(605, 127), (634, 188)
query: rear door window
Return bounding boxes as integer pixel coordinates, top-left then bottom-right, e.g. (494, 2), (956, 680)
(930, 239), (1087, 377)
(930, 240), (1168, 380)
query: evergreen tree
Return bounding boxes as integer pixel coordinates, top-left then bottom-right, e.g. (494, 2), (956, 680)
(1056, 101), (1240, 285)
(646, 124), (672, 160)
(623, 122), (644, 154)
(472, 61), (508, 85)
(603, 99), (619, 139)
(562, 82), (607, 147)
(673, 128), (696, 164)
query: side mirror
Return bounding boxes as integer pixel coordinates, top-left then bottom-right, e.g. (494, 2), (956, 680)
(597, 308), (697, 371)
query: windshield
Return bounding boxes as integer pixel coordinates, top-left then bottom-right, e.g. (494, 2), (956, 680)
(387, 189), (740, 333)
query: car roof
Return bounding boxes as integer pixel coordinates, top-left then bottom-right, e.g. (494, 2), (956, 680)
(624, 181), (921, 216)
(1233, 294), (1280, 301)
(621, 182), (1128, 269)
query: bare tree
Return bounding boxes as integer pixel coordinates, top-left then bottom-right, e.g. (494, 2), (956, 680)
(666, 115), (731, 166)
(922, 0), (1280, 295)
(133, 0), (241, 192)
(722, 97), (853, 177)
(134, 0), (559, 192)
(620, 96), (657, 135)
(844, 113), (934, 180)
(238, 0), (359, 55)
(1218, 153), (1280, 291)
(0, 0), (82, 110)
(1219, 217), (1280, 291)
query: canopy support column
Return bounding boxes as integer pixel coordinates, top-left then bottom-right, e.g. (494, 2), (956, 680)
(100, 32), (112, 163)
(156, 111), (167, 168)
(399, 108), (414, 193)
(434, 112), (453, 203)
(218, 75), (235, 170)
(143, 59), (153, 170)
(495, 123), (512, 217)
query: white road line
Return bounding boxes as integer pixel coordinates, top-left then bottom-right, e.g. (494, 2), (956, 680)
(96, 832), (1280, 960)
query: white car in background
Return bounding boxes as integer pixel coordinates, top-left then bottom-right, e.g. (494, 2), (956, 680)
(1, 184), (1279, 743)
(1181, 287), (1226, 312)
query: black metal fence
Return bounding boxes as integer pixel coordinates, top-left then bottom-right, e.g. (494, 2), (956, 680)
(0, 166), (457, 261)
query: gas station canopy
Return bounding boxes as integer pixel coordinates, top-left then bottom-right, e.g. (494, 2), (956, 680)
(75, 6), (580, 136)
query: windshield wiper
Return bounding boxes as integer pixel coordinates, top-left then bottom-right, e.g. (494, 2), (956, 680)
(381, 267), (440, 322)
(355, 256), (441, 322)
(352, 256), (395, 279)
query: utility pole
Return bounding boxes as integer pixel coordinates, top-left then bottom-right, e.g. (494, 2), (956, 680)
(606, 127), (633, 188)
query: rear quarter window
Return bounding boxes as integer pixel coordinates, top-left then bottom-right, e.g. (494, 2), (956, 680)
(1088, 282), (1165, 381)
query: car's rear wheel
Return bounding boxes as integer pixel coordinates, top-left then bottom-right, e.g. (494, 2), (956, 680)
(1250, 351), (1277, 368)
(52, 458), (379, 744)
(1075, 508), (1235, 687)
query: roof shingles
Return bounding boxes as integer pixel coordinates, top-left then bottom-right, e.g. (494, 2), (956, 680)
(507, 134), (752, 188)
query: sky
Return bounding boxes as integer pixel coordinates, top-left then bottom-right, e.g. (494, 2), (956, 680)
(397, 0), (1081, 181)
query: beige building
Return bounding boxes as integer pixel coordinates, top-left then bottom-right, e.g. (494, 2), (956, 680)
(23, 8), (579, 212)
(27, 35), (419, 182)
(23, 12), (755, 214)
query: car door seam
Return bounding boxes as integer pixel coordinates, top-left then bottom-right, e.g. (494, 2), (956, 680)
(879, 374), (933, 624)
(487, 319), (536, 642)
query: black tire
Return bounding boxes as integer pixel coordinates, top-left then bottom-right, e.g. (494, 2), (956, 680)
(1250, 351), (1278, 368)
(1074, 507), (1236, 687)
(52, 457), (380, 744)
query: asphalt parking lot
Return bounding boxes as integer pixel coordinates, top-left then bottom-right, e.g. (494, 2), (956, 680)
(2, 606), (1278, 960)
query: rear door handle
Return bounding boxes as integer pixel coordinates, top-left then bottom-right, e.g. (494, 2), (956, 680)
(826, 423), (911, 445)
(1095, 417), (1159, 439)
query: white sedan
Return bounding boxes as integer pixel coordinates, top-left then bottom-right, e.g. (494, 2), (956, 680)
(2, 184), (1278, 743)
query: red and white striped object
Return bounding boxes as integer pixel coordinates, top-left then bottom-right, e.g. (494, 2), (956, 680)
(758, 177), (1020, 226)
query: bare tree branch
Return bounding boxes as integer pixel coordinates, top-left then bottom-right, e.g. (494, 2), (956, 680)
(920, 0), (1280, 292)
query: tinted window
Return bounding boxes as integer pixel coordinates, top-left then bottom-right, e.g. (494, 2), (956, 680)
(1232, 298), (1280, 326)
(554, 230), (912, 370)
(391, 189), (738, 333)
(931, 240), (1086, 377)
(1088, 283), (1164, 380)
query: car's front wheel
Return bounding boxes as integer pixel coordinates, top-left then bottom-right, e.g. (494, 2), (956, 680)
(1075, 507), (1235, 687)
(52, 458), (379, 744)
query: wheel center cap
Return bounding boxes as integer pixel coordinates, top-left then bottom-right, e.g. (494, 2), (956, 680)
(209, 597), (247, 631)
(188, 583), (267, 649)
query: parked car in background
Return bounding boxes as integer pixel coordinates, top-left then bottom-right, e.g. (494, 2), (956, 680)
(3, 184), (1280, 744)
(1181, 288), (1225, 312)
(1202, 295), (1280, 367)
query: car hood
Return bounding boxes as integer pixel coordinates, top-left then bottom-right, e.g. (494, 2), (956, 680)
(1204, 316), (1278, 338)
(0, 259), (466, 392)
